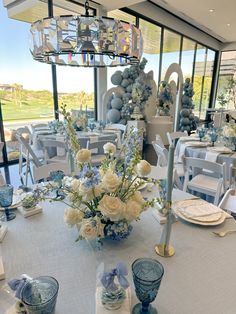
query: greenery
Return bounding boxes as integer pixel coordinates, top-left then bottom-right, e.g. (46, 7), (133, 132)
(0, 86), (94, 122)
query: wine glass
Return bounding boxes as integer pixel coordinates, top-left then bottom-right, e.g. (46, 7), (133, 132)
(197, 128), (205, 142)
(49, 171), (65, 199)
(209, 130), (218, 147)
(0, 185), (16, 221)
(132, 258), (164, 314)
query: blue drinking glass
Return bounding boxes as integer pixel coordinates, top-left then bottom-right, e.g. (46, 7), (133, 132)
(197, 128), (205, 142)
(132, 258), (164, 314)
(210, 131), (218, 147)
(49, 170), (65, 199)
(21, 276), (59, 314)
(0, 185), (16, 221)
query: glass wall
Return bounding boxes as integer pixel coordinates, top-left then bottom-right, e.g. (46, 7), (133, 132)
(0, 5), (53, 163)
(215, 51), (236, 110)
(139, 19), (161, 85)
(161, 29), (181, 83)
(180, 38), (195, 80)
(0, 2), (96, 164)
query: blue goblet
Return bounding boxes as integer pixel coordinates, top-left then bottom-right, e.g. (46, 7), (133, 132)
(132, 258), (164, 314)
(89, 123), (95, 132)
(210, 131), (218, 147)
(197, 128), (205, 142)
(0, 185), (16, 221)
(49, 170), (65, 199)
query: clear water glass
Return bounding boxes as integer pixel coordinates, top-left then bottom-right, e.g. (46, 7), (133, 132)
(132, 258), (164, 314)
(21, 276), (59, 314)
(0, 184), (16, 221)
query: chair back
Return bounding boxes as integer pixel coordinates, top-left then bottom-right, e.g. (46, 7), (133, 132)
(219, 189), (236, 214)
(183, 157), (227, 193)
(107, 124), (126, 132)
(15, 134), (42, 167)
(152, 142), (168, 167)
(167, 131), (188, 146)
(229, 164), (236, 188)
(32, 163), (70, 182)
(31, 123), (49, 133)
(88, 140), (117, 155)
(16, 126), (32, 143)
(155, 134), (165, 148)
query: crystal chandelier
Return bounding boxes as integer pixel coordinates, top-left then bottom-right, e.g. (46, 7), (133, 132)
(30, 0), (143, 67)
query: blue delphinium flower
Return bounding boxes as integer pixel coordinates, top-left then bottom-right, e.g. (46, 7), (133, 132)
(79, 165), (101, 188)
(104, 221), (133, 241)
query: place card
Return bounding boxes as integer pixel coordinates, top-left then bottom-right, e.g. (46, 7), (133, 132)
(0, 225), (8, 242)
(18, 205), (42, 218)
(0, 256), (5, 280)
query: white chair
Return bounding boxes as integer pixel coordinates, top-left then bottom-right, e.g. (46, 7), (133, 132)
(88, 140), (117, 167)
(151, 142), (182, 189)
(106, 124), (127, 146)
(32, 163), (70, 182)
(219, 189), (236, 216)
(31, 123), (49, 132)
(229, 164), (236, 188)
(15, 134), (43, 186)
(183, 157), (227, 205)
(167, 131), (188, 146)
(155, 134), (165, 148)
(39, 139), (68, 164)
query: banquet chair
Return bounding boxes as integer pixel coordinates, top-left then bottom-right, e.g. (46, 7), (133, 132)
(88, 140), (117, 167)
(219, 189), (236, 216)
(30, 123), (49, 132)
(152, 142), (183, 189)
(32, 162), (70, 182)
(155, 134), (165, 148)
(229, 165), (236, 188)
(106, 124), (127, 145)
(183, 157), (227, 205)
(39, 139), (68, 164)
(15, 134), (44, 186)
(167, 131), (188, 146)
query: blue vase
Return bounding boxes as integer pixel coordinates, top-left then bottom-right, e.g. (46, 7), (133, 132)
(0, 185), (15, 221)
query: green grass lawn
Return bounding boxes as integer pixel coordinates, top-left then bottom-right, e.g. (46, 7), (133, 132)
(0, 89), (94, 122)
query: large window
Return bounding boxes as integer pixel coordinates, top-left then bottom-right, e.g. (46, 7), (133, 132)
(0, 5), (53, 162)
(215, 51), (236, 110)
(161, 29), (181, 83)
(180, 38), (196, 80)
(139, 19), (161, 85)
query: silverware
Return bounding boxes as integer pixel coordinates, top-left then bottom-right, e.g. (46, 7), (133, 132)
(213, 230), (236, 237)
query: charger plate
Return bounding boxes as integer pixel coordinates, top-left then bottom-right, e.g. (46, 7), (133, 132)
(173, 198), (227, 226)
(207, 146), (232, 154)
(174, 209), (226, 226)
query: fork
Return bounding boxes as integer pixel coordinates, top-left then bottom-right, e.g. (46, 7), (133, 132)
(212, 230), (236, 237)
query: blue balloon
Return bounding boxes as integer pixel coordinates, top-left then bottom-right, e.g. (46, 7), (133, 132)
(111, 98), (123, 110)
(107, 109), (121, 123)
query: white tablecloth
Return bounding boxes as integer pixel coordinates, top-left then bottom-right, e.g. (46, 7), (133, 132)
(1, 188), (236, 314)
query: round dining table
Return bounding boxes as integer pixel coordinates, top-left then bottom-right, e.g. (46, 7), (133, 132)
(1, 187), (236, 314)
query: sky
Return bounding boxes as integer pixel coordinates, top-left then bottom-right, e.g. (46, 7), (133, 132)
(0, 4), (94, 93)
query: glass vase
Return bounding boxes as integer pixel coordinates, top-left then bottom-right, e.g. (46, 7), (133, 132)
(101, 285), (126, 310)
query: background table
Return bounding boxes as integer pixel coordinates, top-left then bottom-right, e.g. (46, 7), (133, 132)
(1, 188), (236, 314)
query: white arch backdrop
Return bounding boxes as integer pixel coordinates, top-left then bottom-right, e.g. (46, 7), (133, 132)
(164, 63), (184, 131)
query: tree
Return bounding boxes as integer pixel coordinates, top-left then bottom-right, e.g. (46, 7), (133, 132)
(12, 84), (23, 107)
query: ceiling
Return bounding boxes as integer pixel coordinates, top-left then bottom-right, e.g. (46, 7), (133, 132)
(150, 0), (236, 43)
(3, 0), (236, 43)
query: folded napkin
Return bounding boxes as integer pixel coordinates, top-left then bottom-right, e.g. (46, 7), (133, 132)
(205, 151), (219, 162)
(96, 287), (131, 314)
(174, 199), (222, 220)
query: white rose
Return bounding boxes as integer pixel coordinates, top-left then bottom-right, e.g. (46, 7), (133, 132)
(71, 179), (80, 191)
(80, 218), (105, 240)
(136, 160), (151, 176)
(223, 126), (235, 137)
(79, 184), (103, 202)
(103, 142), (116, 155)
(76, 149), (91, 163)
(129, 191), (145, 206)
(98, 195), (125, 221)
(124, 200), (142, 221)
(64, 207), (84, 226)
(102, 169), (121, 192)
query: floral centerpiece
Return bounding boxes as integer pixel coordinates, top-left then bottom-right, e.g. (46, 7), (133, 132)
(222, 123), (236, 151)
(72, 113), (88, 131)
(63, 133), (157, 243)
(156, 81), (173, 116)
(48, 119), (65, 134)
(56, 107), (159, 244)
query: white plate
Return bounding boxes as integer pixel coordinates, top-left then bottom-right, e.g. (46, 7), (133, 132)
(174, 209), (226, 226)
(207, 146), (232, 154)
(186, 141), (210, 147)
(0, 194), (21, 211)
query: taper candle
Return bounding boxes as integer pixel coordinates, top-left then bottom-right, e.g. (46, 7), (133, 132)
(166, 144), (175, 203)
